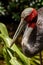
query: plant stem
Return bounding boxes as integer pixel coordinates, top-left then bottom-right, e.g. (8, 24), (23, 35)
(40, 52), (42, 65)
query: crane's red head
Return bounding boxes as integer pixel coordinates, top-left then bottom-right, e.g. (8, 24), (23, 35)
(24, 8), (38, 24)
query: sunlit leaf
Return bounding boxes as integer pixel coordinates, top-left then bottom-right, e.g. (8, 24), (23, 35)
(10, 57), (23, 65)
(0, 23), (9, 37)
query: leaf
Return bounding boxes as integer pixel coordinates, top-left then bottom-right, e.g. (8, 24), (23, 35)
(3, 47), (11, 65)
(0, 34), (12, 47)
(0, 23), (9, 37)
(30, 60), (37, 65)
(32, 58), (40, 64)
(10, 57), (23, 65)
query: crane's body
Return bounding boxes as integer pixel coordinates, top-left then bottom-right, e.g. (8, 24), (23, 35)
(10, 7), (43, 57)
(21, 21), (43, 57)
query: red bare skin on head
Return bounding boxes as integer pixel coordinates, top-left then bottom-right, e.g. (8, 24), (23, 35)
(24, 9), (38, 24)
(24, 9), (38, 28)
(28, 23), (36, 28)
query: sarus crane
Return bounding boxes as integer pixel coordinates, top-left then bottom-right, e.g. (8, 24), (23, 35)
(10, 7), (43, 57)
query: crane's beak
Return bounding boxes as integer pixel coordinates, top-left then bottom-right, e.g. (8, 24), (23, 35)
(10, 18), (26, 47)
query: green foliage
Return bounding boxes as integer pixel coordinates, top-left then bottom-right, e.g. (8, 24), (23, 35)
(0, 2), (6, 15)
